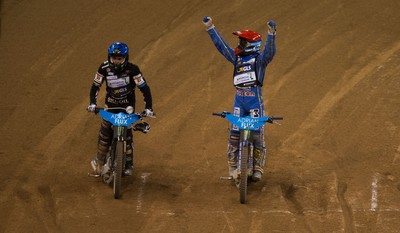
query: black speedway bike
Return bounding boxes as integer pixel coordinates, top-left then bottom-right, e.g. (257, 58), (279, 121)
(89, 106), (151, 199)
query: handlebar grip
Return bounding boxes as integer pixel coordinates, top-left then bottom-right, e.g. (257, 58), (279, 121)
(270, 117), (283, 121)
(212, 112), (230, 118)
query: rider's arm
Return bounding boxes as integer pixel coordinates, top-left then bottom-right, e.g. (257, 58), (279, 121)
(132, 65), (153, 109)
(206, 27), (236, 64)
(89, 63), (107, 104)
(89, 84), (100, 105)
(259, 33), (276, 66)
(256, 33), (276, 85)
(138, 84), (152, 110)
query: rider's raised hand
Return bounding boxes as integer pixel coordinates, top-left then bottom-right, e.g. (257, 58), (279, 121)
(87, 103), (97, 112)
(203, 16), (215, 30)
(142, 108), (155, 118)
(267, 20), (276, 35)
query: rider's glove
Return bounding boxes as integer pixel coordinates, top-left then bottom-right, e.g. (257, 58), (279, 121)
(203, 16), (215, 31)
(87, 103), (97, 112)
(267, 20), (276, 35)
(142, 108), (155, 118)
(134, 122), (150, 134)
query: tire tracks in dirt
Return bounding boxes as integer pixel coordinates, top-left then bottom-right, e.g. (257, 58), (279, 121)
(336, 177), (355, 233)
(276, 40), (400, 229)
(1, 100), (90, 233)
(281, 41), (400, 154)
(0, 6), (113, 232)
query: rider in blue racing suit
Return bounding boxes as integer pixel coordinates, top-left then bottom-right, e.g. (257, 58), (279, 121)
(203, 16), (276, 181)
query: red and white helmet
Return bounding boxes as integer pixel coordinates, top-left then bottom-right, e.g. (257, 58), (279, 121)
(232, 30), (262, 56)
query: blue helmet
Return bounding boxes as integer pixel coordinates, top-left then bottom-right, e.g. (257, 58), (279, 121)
(107, 42), (129, 71)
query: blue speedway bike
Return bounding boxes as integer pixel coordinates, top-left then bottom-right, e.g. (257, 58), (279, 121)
(89, 106), (151, 199)
(213, 111), (283, 204)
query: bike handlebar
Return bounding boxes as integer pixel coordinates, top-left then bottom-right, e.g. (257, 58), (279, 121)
(212, 112), (229, 118)
(212, 112), (283, 123)
(92, 106), (156, 118)
(269, 117), (283, 121)
(93, 107), (145, 117)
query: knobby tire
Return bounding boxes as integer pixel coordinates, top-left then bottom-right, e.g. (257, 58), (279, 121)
(240, 142), (249, 204)
(113, 141), (124, 199)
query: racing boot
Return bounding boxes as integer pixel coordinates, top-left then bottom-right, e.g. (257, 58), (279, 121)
(124, 158), (133, 176)
(124, 141), (134, 176)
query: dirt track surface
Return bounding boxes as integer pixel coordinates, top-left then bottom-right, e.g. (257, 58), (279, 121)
(1, 0), (400, 232)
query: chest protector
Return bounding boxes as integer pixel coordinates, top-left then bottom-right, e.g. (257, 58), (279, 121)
(105, 73), (132, 99)
(233, 57), (259, 88)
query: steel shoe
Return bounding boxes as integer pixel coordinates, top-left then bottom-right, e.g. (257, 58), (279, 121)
(91, 158), (103, 175)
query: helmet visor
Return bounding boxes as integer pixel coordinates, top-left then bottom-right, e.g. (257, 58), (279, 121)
(238, 38), (248, 50)
(110, 55), (126, 65)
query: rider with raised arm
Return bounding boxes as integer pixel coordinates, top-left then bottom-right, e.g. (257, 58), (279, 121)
(87, 42), (154, 176)
(203, 16), (276, 181)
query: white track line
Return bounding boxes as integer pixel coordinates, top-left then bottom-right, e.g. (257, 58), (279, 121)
(370, 173), (379, 211)
(393, 145), (400, 164)
(154, 208), (400, 216)
(136, 173), (151, 213)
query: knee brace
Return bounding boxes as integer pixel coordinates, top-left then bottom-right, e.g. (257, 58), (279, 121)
(126, 130), (133, 157)
(227, 130), (240, 166)
(121, 130), (134, 167)
(252, 130), (266, 173)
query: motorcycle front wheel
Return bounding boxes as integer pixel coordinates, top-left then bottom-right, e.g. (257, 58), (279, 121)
(113, 141), (124, 199)
(239, 142), (249, 204)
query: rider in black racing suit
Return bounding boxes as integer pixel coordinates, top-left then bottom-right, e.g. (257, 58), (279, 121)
(87, 42), (154, 176)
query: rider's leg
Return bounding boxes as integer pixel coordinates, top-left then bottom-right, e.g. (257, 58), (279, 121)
(124, 130), (134, 176)
(252, 129), (266, 181)
(91, 119), (112, 174)
(227, 107), (241, 177)
(249, 107), (266, 181)
(227, 129), (240, 175)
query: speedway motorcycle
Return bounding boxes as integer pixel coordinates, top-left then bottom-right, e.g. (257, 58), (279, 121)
(213, 111), (282, 204)
(89, 106), (151, 199)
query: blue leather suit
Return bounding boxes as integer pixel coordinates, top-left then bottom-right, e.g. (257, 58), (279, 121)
(206, 27), (276, 173)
